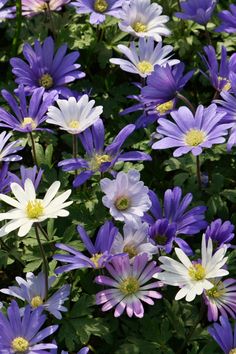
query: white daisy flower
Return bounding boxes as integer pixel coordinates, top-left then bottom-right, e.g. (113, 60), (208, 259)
(0, 179), (72, 237)
(154, 235), (229, 302)
(46, 95), (103, 135)
(119, 0), (171, 42)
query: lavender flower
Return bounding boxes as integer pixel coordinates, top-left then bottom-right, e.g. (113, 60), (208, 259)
(9, 165), (43, 191)
(175, 0), (217, 25)
(216, 4), (236, 33)
(22, 0), (71, 17)
(152, 104), (232, 157)
(0, 0), (15, 20)
(10, 37), (85, 97)
(208, 316), (236, 353)
(50, 348), (89, 354)
(205, 219), (235, 249)
(58, 119), (151, 187)
(0, 163), (12, 194)
(0, 300), (58, 353)
(0, 131), (23, 162)
(95, 253), (162, 317)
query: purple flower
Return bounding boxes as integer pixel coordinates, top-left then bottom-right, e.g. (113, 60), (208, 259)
(22, 0), (71, 17)
(58, 119), (151, 187)
(0, 163), (12, 194)
(0, 0), (15, 19)
(0, 300), (58, 353)
(148, 218), (177, 254)
(10, 37), (85, 98)
(205, 219), (235, 249)
(141, 63), (194, 103)
(204, 279), (236, 321)
(175, 0), (217, 25)
(0, 85), (56, 133)
(208, 316), (236, 353)
(95, 253), (162, 317)
(70, 0), (124, 25)
(51, 348), (89, 354)
(0, 131), (23, 162)
(54, 221), (118, 273)
(216, 4), (236, 33)
(152, 104), (232, 157)
(9, 165), (43, 191)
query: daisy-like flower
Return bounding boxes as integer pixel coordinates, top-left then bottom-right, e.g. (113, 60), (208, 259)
(0, 163), (12, 194)
(100, 169), (151, 227)
(0, 0), (15, 20)
(203, 278), (236, 321)
(50, 346), (89, 354)
(0, 131), (23, 162)
(9, 165), (43, 191)
(70, 0), (124, 25)
(10, 37), (85, 97)
(216, 4), (236, 33)
(155, 235), (229, 302)
(119, 0), (170, 42)
(22, 0), (71, 17)
(95, 253), (162, 318)
(0, 300), (58, 353)
(205, 219), (235, 249)
(175, 0), (217, 25)
(0, 178), (72, 237)
(208, 316), (236, 353)
(0, 272), (70, 319)
(46, 95), (103, 135)
(110, 38), (179, 78)
(152, 104), (232, 157)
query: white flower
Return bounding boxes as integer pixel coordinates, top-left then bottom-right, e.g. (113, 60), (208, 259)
(46, 95), (103, 134)
(119, 0), (171, 42)
(111, 222), (157, 260)
(154, 235), (229, 302)
(100, 169), (151, 227)
(110, 38), (179, 78)
(0, 179), (72, 237)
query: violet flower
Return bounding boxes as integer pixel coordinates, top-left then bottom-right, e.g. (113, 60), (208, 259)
(216, 4), (236, 33)
(175, 0), (217, 25)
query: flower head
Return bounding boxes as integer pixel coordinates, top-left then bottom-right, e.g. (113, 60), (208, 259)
(22, 0), (71, 17)
(0, 131), (23, 162)
(0, 0), (15, 20)
(9, 165), (43, 191)
(205, 219), (235, 249)
(0, 163), (12, 194)
(216, 4), (236, 34)
(175, 0), (217, 25)
(208, 316), (236, 353)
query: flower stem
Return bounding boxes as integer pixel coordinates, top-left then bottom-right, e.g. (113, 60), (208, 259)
(12, 0), (22, 55)
(196, 155), (202, 190)
(46, 3), (56, 38)
(29, 132), (38, 166)
(35, 223), (49, 299)
(73, 135), (78, 176)
(38, 223), (54, 252)
(204, 25), (212, 45)
(176, 93), (196, 114)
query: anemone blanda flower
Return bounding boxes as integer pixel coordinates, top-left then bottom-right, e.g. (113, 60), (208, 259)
(110, 38), (179, 78)
(46, 95), (103, 135)
(0, 163), (12, 194)
(0, 179), (72, 237)
(216, 4), (236, 33)
(10, 37), (85, 97)
(100, 169), (151, 227)
(148, 218), (177, 254)
(175, 0), (217, 25)
(119, 0), (170, 42)
(50, 345), (89, 354)
(152, 104), (232, 157)
(0, 131), (23, 162)
(0, 272), (70, 320)
(205, 219), (235, 249)
(208, 316), (236, 353)
(58, 118), (151, 187)
(22, 0), (71, 17)
(9, 165), (43, 191)
(154, 235), (229, 302)
(70, 0), (124, 25)
(0, 300), (58, 353)
(0, 0), (15, 20)
(0, 85), (56, 133)
(54, 221), (118, 273)
(95, 253), (162, 318)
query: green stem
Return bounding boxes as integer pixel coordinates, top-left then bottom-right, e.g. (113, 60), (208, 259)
(46, 3), (56, 39)
(12, 0), (22, 56)
(35, 223), (49, 299)
(29, 132), (38, 166)
(176, 93), (196, 114)
(204, 25), (212, 45)
(37, 224), (54, 251)
(196, 155), (202, 190)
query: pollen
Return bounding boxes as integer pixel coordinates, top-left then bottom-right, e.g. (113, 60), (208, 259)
(123, 244), (138, 258)
(31, 295), (43, 308)
(218, 76), (231, 92)
(120, 277), (140, 295)
(22, 117), (37, 129)
(90, 154), (112, 171)
(137, 61), (153, 74)
(69, 120), (80, 129)
(39, 73), (54, 89)
(133, 21), (147, 33)
(26, 200), (44, 219)
(229, 349), (236, 354)
(185, 129), (205, 147)
(156, 100), (174, 115)
(90, 253), (103, 268)
(115, 196), (130, 211)
(188, 263), (206, 281)
(205, 281), (225, 298)
(94, 0), (108, 12)
(12, 337), (29, 352)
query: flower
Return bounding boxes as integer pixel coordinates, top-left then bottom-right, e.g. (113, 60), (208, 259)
(216, 4), (236, 33)
(208, 316), (236, 353)
(0, 179), (72, 237)
(9, 165), (43, 191)
(22, 0), (71, 17)
(0, 163), (12, 194)
(155, 235), (229, 302)
(50, 346), (89, 354)
(54, 221), (118, 273)
(141, 63), (194, 103)
(205, 219), (235, 249)
(0, 300), (58, 353)
(0, 85), (56, 133)
(204, 278), (236, 321)
(100, 169), (151, 227)
(111, 222), (157, 260)
(0, 272), (70, 319)
(175, 0), (217, 25)
(0, 131), (23, 162)
(152, 104), (232, 157)
(10, 36), (85, 97)
(95, 253), (162, 317)
(110, 38), (179, 78)
(58, 118), (151, 187)
(0, 0), (15, 20)
(46, 95), (103, 134)
(119, 0), (170, 42)
(70, 0), (124, 25)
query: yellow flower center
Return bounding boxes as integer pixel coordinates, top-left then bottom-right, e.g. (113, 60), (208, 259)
(69, 120), (80, 129)
(218, 76), (231, 91)
(94, 0), (108, 12)
(156, 100), (174, 115)
(37, 3), (48, 11)
(137, 61), (153, 74)
(229, 349), (236, 354)
(12, 337), (29, 352)
(22, 117), (37, 129)
(123, 244), (138, 258)
(120, 277), (140, 295)
(90, 253), (103, 268)
(26, 200), (44, 219)
(90, 154), (112, 171)
(188, 263), (206, 281)
(185, 129), (205, 147)
(115, 196), (130, 211)
(133, 21), (147, 33)
(205, 281), (225, 298)
(39, 73), (54, 89)
(31, 295), (43, 308)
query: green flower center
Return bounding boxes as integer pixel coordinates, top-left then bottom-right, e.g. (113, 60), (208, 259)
(123, 244), (138, 258)
(205, 281), (225, 298)
(120, 277), (140, 295)
(22, 117), (37, 129)
(90, 154), (112, 171)
(26, 200), (44, 219)
(137, 61), (153, 74)
(90, 253), (103, 268)
(31, 295), (43, 308)
(156, 100), (174, 115)
(133, 22), (147, 33)
(188, 263), (206, 281)
(155, 234), (167, 245)
(229, 349), (236, 354)
(69, 120), (80, 129)
(115, 196), (130, 211)
(185, 129), (205, 147)
(94, 0), (108, 12)
(39, 73), (54, 89)
(12, 337), (29, 352)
